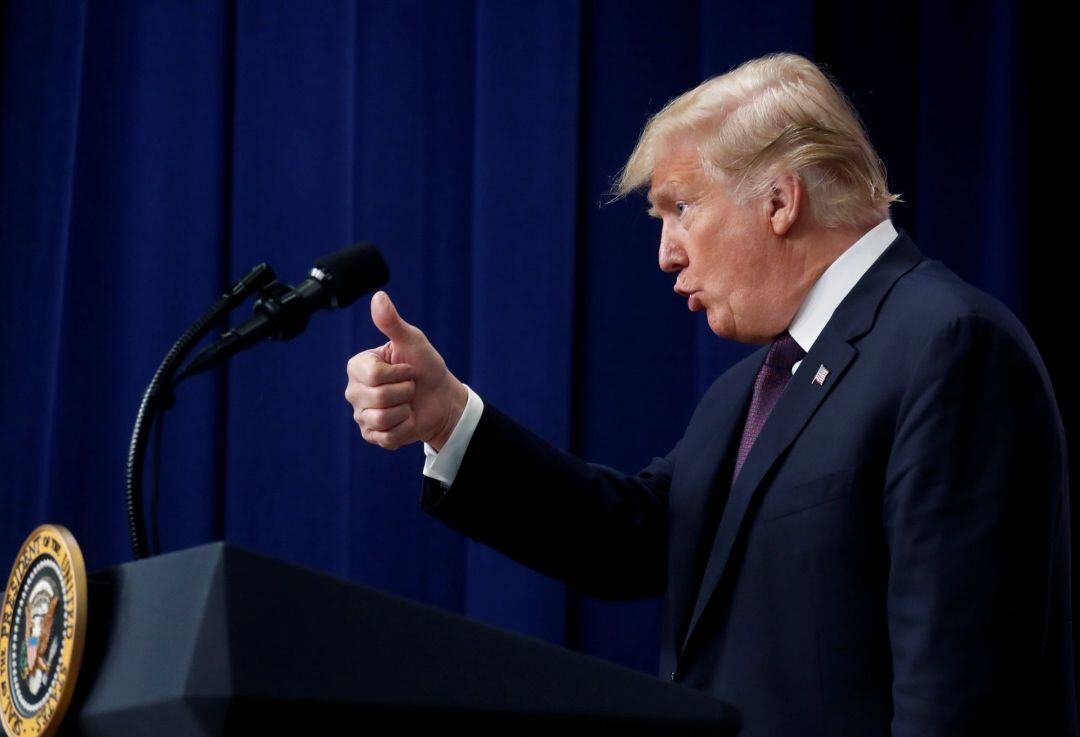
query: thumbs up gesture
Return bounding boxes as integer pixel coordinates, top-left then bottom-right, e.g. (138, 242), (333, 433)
(344, 291), (468, 451)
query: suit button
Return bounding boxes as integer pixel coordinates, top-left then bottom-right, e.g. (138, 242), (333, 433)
(670, 671), (677, 681)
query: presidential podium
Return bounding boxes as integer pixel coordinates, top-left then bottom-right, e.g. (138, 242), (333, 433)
(58, 543), (738, 735)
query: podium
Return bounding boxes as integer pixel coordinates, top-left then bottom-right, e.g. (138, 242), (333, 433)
(59, 543), (738, 735)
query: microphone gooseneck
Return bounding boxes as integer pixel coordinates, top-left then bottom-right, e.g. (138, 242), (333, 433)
(126, 243), (389, 560)
(126, 262), (276, 560)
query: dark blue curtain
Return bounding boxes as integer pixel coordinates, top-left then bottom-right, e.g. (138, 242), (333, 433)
(0, 0), (1066, 677)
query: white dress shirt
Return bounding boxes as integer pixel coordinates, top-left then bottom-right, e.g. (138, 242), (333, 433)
(423, 218), (899, 487)
(787, 218), (898, 372)
(423, 384), (485, 487)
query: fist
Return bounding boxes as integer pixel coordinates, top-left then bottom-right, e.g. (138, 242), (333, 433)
(344, 291), (467, 451)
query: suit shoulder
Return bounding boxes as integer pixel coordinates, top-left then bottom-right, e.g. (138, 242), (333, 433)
(870, 259), (1059, 409)
(880, 258), (1036, 354)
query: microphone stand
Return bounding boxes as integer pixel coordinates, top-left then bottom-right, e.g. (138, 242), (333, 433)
(124, 264), (275, 560)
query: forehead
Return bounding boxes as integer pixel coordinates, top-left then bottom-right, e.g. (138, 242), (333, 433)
(647, 140), (706, 204)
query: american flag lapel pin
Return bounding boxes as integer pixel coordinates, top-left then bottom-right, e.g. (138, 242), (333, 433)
(812, 364), (830, 386)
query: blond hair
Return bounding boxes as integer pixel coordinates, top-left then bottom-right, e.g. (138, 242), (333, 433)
(616, 53), (898, 229)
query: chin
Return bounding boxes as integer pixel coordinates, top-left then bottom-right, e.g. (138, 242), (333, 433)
(705, 311), (736, 340)
(706, 312), (771, 345)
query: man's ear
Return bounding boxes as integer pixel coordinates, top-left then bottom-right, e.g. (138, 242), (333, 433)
(767, 173), (802, 236)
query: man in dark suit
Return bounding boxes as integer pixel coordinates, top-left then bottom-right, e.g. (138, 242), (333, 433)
(344, 53), (1075, 736)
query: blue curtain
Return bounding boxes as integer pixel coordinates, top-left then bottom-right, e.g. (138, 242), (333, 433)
(0, 0), (1064, 677)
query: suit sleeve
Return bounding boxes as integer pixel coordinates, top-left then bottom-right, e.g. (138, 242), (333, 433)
(421, 401), (676, 601)
(883, 313), (1070, 736)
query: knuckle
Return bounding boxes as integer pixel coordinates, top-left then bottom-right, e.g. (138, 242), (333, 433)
(367, 408), (387, 430)
(368, 414), (414, 451)
(354, 387), (375, 409)
(373, 386), (400, 408)
(358, 363), (375, 385)
(348, 352), (371, 378)
(368, 387), (387, 408)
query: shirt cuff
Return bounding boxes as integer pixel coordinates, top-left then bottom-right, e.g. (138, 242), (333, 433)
(422, 385), (484, 488)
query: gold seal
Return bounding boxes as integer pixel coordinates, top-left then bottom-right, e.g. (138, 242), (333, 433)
(0, 525), (87, 737)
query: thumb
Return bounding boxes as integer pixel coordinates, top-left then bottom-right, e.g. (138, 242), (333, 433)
(370, 290), (410, 341)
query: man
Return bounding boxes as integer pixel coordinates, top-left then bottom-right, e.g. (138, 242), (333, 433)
(344, 53), (1075, 736)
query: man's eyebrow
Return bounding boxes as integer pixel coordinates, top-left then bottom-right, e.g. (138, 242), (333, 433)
(649, 180), (689, 205)
(647, 185), (669, 209)
(646, 182), (682, 216)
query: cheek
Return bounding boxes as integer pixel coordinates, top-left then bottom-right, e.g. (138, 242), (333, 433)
(701, 237), (745, 287)
(688, 222), (723, 270)
(728, 233), (770, 284)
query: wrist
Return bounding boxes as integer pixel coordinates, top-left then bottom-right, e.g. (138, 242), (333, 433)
(429, 379), (468, 452)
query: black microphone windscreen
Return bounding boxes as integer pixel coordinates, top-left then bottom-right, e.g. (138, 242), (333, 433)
(315, 243), (389, 308)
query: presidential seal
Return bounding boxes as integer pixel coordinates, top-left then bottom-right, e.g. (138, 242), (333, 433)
(0, 525), (87, 737)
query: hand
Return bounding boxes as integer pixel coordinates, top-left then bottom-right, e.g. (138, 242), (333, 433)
(344, 291), (468, 451)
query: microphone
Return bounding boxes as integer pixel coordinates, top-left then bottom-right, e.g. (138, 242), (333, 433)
(180, 243), (388, 379)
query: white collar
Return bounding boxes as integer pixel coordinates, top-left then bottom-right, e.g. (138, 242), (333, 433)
(787, 219), (898, 372)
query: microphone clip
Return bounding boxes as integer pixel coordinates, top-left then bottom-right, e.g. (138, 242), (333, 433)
(253, 280), (312, 342)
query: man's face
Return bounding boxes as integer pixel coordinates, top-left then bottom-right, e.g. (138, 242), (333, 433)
(648, 139), (809, 344)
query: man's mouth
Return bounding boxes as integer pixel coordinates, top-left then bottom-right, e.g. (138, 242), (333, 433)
(674, 283), (701, 311)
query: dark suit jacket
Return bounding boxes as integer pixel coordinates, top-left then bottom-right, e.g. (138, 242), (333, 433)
(423, 232), (1076, 736)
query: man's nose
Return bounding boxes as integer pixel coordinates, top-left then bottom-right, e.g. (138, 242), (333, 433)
(659, 228), (687, 273)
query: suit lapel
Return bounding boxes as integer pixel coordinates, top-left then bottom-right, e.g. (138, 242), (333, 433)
(676, 230), (925, 662)
(665, 350), (762, 652)
(679, 335), (855, 656)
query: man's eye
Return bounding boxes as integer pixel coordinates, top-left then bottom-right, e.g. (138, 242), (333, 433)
(676, 202), (690, 216)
